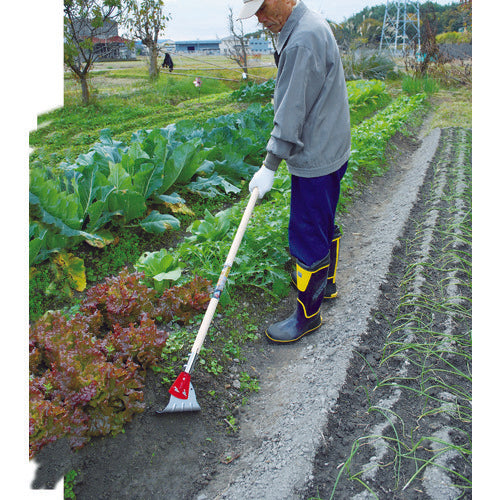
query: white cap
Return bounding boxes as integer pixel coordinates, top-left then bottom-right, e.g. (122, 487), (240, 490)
(237, 0), (265, 20)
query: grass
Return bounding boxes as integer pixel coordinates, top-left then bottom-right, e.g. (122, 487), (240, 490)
(28, 185), (240, 321)
(28, 53), (472, 327)
(402, 75), (440, 95)
(381, 131), (472, 493)
(30, 92), (244, 168)
(28, 71), (430, 323)
(152, 289), (264, 414)
(428, 88), (472, 129)
(64, 469), (78, 499)
(29, 55), (260, 321)
(348, 84), (393, 127)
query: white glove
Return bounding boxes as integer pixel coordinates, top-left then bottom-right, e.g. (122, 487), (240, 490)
(249, 165), (275, 199)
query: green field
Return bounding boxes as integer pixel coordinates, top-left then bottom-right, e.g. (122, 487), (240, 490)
(31, 55), (276, 166)
(29, 53), (472, 459)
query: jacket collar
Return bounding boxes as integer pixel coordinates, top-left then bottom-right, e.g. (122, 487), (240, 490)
(277, 1), (308, 54)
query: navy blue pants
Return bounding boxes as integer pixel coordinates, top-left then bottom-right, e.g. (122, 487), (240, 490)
(289, 161), (348, 267)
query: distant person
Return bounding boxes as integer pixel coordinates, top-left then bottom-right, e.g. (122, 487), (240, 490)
(239, 0), (351, 343)
(162, 52), (174, 72)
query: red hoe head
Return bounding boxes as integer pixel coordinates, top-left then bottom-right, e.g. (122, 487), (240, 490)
(169, 371), (191, 399)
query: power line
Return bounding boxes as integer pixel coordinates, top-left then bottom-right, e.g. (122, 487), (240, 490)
(172, 65), (275, 71)
(172, 52), (273, 81)
(160, 69), (242, 83)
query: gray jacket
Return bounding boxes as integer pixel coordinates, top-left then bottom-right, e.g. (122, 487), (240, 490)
(264, 2), (351, 178)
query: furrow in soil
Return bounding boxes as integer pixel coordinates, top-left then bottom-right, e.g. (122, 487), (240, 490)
(302, 127), (472, 500)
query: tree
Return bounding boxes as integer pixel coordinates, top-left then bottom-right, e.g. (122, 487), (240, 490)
(227, 7), (249, 76)
(64, 0), (123, 105)
(123, 0), (169, 80)
(405, 12), (445, 77)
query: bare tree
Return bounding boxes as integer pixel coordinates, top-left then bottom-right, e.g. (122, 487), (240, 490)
(123, 0), (170, 80)
(64, 0), (123, 105)
(227, 7), (249, 75)
(405, 13), (448, 77)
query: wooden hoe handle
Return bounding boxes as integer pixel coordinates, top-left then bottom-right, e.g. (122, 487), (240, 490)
(187, 188), (259, 369)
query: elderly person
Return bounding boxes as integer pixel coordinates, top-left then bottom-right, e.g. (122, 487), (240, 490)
(239, 0), (351, 343)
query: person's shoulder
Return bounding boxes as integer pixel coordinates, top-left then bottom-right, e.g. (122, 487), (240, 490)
(302, 8), (331, 33)
(289, 9), (332, 49)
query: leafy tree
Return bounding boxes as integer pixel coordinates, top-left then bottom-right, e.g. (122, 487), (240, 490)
(347, 4), (388, 28)
(123, 0), (170, 80)
(459, 0), (472, 32)
(64, 0), (123, 105)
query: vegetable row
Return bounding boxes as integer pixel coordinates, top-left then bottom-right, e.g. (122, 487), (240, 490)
(29, 80), (393, 267)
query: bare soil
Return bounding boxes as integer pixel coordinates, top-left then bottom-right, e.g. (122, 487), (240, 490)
(302, 127), (472, 500)
(31, 116), (472, 499)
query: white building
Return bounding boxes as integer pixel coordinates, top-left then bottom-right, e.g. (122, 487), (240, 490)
(220, 35), (248, 56)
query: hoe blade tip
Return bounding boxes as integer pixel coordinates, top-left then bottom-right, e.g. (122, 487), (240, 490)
(157, 382), (201, 413)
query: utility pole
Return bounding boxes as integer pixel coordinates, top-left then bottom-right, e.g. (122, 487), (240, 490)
(379, 0), (421, 56)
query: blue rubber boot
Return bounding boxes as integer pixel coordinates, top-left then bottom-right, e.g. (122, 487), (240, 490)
(324, 225), (342, 299)
(291, 225), (342, 300)
(266, 255), (329, 343)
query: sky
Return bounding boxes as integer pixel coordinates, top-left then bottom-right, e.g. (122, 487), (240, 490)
(163, 0), (456, 41)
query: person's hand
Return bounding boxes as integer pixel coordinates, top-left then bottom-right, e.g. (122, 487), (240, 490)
(249, 165), (275, 199)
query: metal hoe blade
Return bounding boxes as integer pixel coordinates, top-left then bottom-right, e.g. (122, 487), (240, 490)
(156, 382), (201, 413)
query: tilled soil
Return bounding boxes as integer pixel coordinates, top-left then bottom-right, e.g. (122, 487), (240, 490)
(301, 127), (472, 500)
(31, 119), (472, 499)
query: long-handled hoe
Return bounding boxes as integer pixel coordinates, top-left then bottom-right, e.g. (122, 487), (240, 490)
(157, 188), (260, 414)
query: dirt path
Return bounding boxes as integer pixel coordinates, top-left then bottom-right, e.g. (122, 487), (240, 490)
(31, 116), (472, 499)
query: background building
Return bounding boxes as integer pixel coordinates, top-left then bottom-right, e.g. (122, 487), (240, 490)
(174, 40), (221, 54)
(74, 19), (135, 60)
(248, 36), (272, 54)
